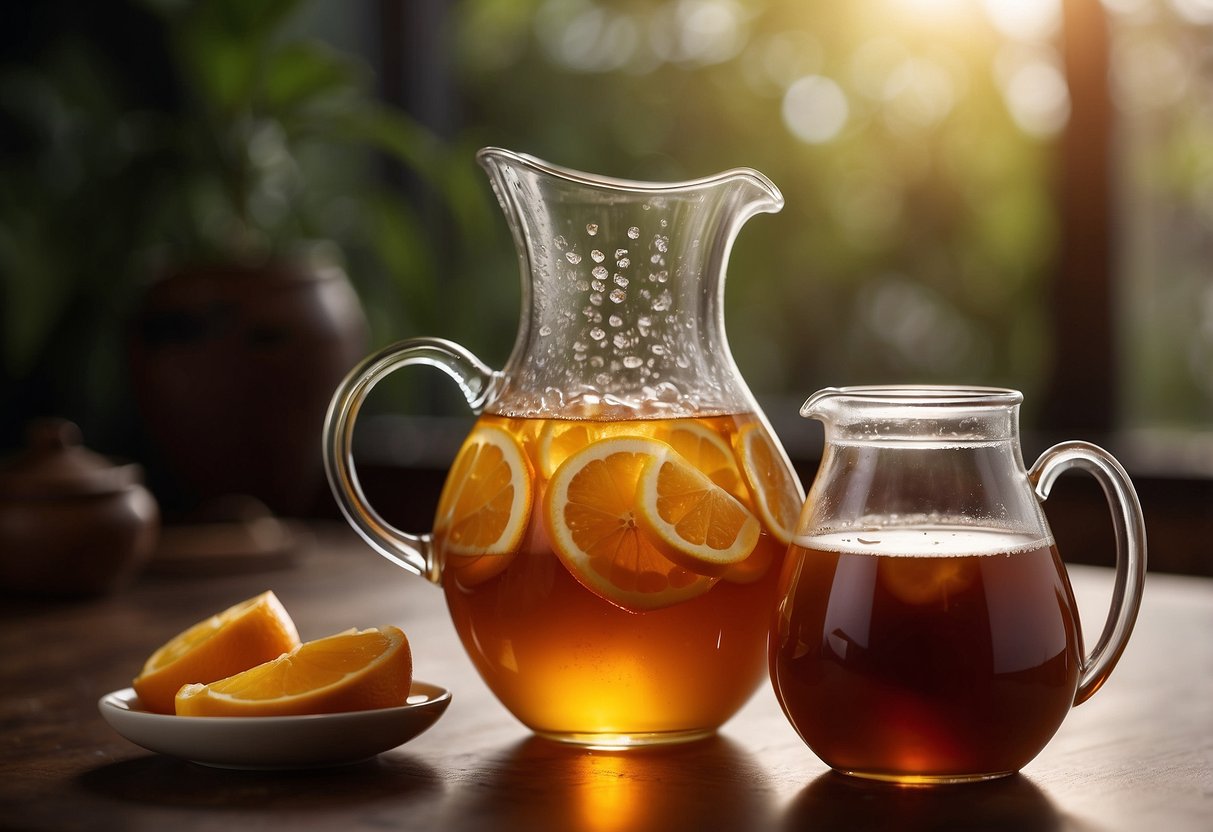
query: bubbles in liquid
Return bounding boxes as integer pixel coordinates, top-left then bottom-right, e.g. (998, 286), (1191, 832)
(623, 355), (644, 369)
(591, 249), (605, 263)
(610, 288), (627, 303)
(654, 235), (669, 253)
(608, 314), (623, 327)
(615, 248), (628, 259)
(592, 265), (608, 280)
(613, 274), (629, 287)
(613, 333), (630, 349)
(617, 257), (631, 269)
(586, 223), (599, 236)
(627, 227), (640, 239)
(589, 293), (603, 306)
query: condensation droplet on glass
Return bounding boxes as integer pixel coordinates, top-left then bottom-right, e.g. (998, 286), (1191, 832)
(554, 235), (567, 250)
(565, 251), (582, 264)
(589, 292), (603, 306)
(659, 218), (668, 228)
(590, 355), (604, 369)
(616, 257), (631, 269)
(591, 249), (605, 263)
(590, 327), (606, 341)
(610, 289), (626, 303)
(592, 265), (608, 280)
(654, 235), (669, 253)
(651, 344), (666, 355)
(637, 315), (652, 335)
(627, 226), (640, 239)
(623, 355), (644, 369)
(650, 253), (664, 265)
(539, 324), (552, 337)
(653, 290), (672, 312)
(591, 279), (605, 292)
(573, 340), (588, 352)
(613, 274), (629, 287)
(613, 332), (629, 349)
(615, 248), (628, 259)
(641, 203), (651, 211)
(586, 223), (599, 236)
(595, 372), (611, 387)
(538, 244), (548, 256)
(608, 314), (623, 327)
(655, 270), (669, 283)
(675, 355), (690, 368)
(574, 352), (587, 362)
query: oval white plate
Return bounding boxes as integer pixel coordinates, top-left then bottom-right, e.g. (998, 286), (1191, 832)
(98, 681), (451, 769)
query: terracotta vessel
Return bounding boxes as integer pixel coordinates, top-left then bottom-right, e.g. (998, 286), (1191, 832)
(0, 419), (160, 597)
(129, 255), (368, 516)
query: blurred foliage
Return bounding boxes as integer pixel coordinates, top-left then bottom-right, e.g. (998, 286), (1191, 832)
(452, 0), (1061, 409)
(0, 0), (496, 450)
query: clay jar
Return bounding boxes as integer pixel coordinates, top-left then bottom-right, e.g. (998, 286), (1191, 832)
(0, 420), (160, 597)
(128, 255), (368, 516)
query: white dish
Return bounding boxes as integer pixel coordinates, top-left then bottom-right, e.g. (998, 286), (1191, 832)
(98, 681), (451, 769)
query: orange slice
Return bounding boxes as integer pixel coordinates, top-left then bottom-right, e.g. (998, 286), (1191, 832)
(175, 626), (413, 717)
(544, 436), (716, 612)
(132, 591), (300, 714)
(654, 420), (746, 498)
(636, 450), (760, 576)
(434, 423), (532, 557)
(736, 423), (805, 545)
(536, 420), (620, 478)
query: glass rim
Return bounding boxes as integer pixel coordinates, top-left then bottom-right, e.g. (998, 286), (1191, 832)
(801, 385), (1023, 416)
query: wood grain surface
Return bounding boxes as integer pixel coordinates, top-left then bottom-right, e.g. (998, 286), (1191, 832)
(1, 525), (1209, 831)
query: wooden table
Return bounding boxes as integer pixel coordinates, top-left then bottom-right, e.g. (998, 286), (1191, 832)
(2, 525), (1209, 831)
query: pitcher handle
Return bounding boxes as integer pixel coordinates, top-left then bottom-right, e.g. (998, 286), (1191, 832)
(322, 337), (500, 583)
(1029, 441), (1147, 705)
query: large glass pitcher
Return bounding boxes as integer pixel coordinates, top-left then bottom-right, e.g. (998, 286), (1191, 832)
(770, 386), (1147, 782)
(325, 148), (804, 746)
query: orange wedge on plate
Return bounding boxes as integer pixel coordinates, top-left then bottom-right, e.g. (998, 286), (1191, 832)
(132, 591), (300, 715)
(175, 626), (413, 717)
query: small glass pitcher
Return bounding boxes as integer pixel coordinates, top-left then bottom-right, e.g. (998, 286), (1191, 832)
(325, 148), (804, 746)
(770, 385), (1146, 783)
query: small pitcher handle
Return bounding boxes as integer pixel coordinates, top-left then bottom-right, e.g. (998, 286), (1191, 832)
(1029, 441), (1147, 705)
(323, 337), (500, 583)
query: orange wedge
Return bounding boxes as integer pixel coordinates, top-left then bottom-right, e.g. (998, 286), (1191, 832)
(636, 450), (760, 576)
(536, 420), (622, 478)
(735, 423), (805, 546)
(544, 436), (716, 612)
(434, 424), (533, 557)
(175, 626), (413, 717)
(132, 591), (300, 714)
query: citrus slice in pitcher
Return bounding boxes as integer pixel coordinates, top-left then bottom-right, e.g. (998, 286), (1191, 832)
(636, 452), (760, 577)
(175, 626), (412, 717)
(544, 436), (717, 612)
(736, 423), (804, 545)
(434, 424), (533, 558)
(654, 420), (746, 499)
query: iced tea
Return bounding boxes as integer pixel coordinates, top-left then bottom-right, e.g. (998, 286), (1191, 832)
(438, 412), (799, 744)
(770, 527), (1082, 781)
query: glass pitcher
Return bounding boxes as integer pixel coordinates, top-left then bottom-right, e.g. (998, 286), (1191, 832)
(325, 148), (804, 746)
(770, 386), (1146, 782)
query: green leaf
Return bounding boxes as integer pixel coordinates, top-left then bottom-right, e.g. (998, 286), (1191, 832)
(260, 41), (361, 114)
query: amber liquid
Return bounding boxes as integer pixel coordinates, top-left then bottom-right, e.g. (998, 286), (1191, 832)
(440, 413), (794, 744)
(770, 528), (1082, 781)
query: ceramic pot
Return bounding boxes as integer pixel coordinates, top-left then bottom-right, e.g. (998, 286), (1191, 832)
(0, 419), (160, 597)
(128, 253), (369, 516)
